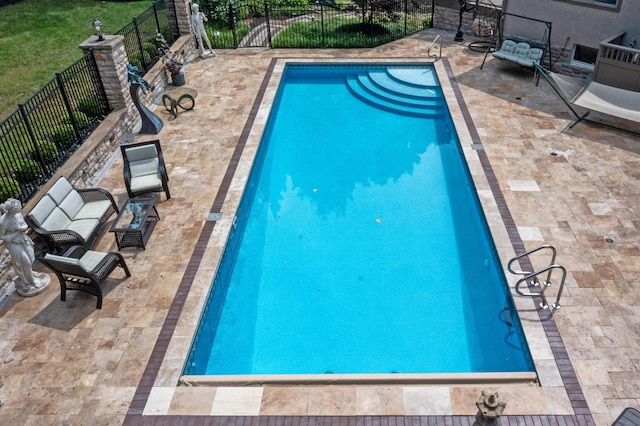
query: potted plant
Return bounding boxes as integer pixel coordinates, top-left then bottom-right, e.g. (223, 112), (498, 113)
(155, 33), (185, 86)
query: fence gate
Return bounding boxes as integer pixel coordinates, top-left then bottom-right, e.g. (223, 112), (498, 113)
(233, 0), (271, 47)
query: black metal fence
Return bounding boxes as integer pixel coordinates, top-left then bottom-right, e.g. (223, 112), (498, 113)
(0, 0), (433, 204)
(0, 52), (110, 203)
(114, 0), (178, 74)
(200, 0), (434, 49)
(0, 0), (177, 204)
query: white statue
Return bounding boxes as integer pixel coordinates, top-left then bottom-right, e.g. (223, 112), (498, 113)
(0, 198), (50, 297)
(191, 3), (215, 58)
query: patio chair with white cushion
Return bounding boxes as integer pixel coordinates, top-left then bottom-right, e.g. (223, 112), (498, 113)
(38, 245), (130, 309)
(121, 139), (171, 200)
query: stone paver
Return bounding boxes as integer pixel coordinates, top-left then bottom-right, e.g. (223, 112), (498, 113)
(1, 30), (639, 425)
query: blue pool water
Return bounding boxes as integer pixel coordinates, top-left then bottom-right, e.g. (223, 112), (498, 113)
(185, 64), (534, 376)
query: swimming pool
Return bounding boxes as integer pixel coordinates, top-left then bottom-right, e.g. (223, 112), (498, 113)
(184, 63), (535, 378)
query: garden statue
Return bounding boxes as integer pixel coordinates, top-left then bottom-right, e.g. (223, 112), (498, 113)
(127, 63), (151, 93)
(126, 63), (163, 134)
(191, 3), (215, 58)
(0, 198), (50, 297)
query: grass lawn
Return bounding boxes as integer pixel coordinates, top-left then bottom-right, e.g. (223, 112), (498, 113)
(0, 0), (152, 118)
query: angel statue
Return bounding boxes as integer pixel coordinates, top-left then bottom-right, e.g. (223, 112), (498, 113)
(0, 198), (50, 297)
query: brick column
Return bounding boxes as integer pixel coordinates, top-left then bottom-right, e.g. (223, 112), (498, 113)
(172, 0), (194, 37)
(79, 35), (133, 111)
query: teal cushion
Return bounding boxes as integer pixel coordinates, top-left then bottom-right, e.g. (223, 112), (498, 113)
(498, 39), (516, 54)
(513, 42), (531, 59)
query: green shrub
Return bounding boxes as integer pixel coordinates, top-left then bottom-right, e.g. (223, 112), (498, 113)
(159, 28), (174, 44)
(143, 41), (158, 58)
(128, 50), (151, 71)
(0, 177), (20, 202)
(78, 98), (104, 118)
(51, 123), (76, 147)
(29, 140), (59, 163)
(63, 111), (91, 129)
(12, 159), (42, 183)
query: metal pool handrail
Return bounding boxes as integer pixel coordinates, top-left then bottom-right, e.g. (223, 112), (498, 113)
(507, 244), (566, 311)
(428, 34), (442, 60)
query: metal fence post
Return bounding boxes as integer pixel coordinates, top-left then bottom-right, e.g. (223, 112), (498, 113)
(88, 49), (111, 113)
(55, 73), (82, 142)
(16, 104), (47, 177)
(320, 2), (325, 47)
(153, 1), (161, 33)
(133, 17), (147, 70)
(265, 1), (273, 47)
(229, 2), (238, 48)
(404, 0), (408, 36)
(430, 0), (435, 28)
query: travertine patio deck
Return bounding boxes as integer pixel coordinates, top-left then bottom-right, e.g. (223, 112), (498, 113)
(1, 30), (639, 425)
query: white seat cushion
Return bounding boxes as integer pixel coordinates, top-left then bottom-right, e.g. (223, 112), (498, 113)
(44, 253), (81, 266)
(73, 200), (113, 220)
(59, 190), (85, 219)
(40, 207), (72, 231)
(129, 158), (160, 178)
(130, 174), (162, 192)
(48, 177), (75, 205)
(28, 195), (57, 227)
(79, 251), (108, 271)
(125, 144), (158, 162)
(67, 218), (100, 241)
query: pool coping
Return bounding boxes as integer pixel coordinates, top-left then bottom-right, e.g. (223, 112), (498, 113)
(123, 57), (594, 425)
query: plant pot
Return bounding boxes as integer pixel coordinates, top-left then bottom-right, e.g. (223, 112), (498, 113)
(171, 71), (185, 86)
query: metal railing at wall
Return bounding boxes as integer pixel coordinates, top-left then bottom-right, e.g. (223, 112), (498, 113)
(0, 0), (178, 204)
(0, 52), (110, 204)
(200, 0), (434, 49)
(114, 0), (178, 74)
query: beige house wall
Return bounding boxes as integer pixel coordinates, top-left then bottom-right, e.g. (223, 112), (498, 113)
(502, 0), (639, 53)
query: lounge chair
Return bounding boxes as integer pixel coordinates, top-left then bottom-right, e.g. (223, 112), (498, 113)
(38, 245), (130, 309)
(534, 63), (640, 136)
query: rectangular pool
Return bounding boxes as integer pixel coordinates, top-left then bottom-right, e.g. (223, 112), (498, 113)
(184, 63), (535, 378)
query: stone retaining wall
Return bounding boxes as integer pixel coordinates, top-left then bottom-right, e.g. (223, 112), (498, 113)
(0, 33), (195, 302)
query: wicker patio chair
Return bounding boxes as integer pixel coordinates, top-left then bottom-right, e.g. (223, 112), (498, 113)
(38, 245), (131, 309)
(121, 139), (171, 200)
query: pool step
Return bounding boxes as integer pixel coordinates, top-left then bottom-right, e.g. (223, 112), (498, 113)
(346, 71), (445, 117)
(369, 69), (440, 97)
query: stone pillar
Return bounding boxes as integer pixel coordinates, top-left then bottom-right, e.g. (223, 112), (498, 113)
(79, 35), (139, 137)
(172, 0), (194, 38)
(79, 35), (132, 111)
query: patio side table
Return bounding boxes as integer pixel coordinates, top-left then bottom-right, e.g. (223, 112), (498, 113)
(109, 194), (160, 250)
